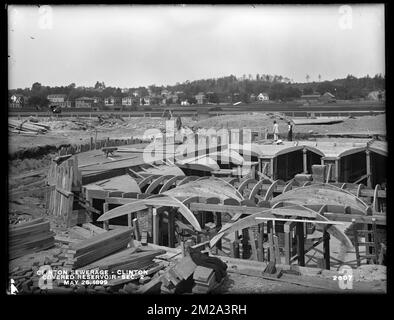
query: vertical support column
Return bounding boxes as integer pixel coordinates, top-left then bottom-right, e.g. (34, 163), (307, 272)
(241, 228), (250, 259)
(216, 212), (222, 250)
(102, 203), (109, 231)
(167, 209), (175, 248)
(257, 223), (264, 261)
(366, 150), (372, 188)
(284, 222), (292, 265)
(152, 207), (159, 245)
(303, 148), (308, 174)
(250, 163), (256, 180)
(296, 222), (305, 266)
(270, 158), (274, 180)
(323, 227), (330, 270)
(335, 159), (340, 183)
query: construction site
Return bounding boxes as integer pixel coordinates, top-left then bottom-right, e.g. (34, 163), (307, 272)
(8, 111), (387, 294)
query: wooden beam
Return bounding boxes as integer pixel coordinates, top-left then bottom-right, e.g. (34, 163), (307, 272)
(167, 210), (175, 248)
(153, 207), (159, 245)
(296, 222), (305, 266)
(248, 228), (258, 261)
(323, 227), (330, 270)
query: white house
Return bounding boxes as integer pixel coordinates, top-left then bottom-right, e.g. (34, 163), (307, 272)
(258, 93), (269, 101)
(122, 96), (134, 106)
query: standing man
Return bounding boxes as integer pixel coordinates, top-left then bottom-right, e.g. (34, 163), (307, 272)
(287, 121), (293, 141)
(273, 120), (279, 141)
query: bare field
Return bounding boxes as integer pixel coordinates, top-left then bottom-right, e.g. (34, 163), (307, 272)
(8, 113), (385, 157)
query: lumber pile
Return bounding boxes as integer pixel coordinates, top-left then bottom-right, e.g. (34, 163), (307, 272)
(83, 247), (166, 272)
(64, 228), (133, 269)
(9, 119), (50, 134)
(9, 218), (55, 260)
(192, 266), (216, 293)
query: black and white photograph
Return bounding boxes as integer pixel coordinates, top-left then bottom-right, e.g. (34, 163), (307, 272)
(7, 4), (386, 298)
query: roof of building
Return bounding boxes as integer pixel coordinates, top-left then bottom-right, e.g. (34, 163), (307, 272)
(47, 94), (67, 98)
(235, 139), (387, 160)
(301, 94), (321, 99)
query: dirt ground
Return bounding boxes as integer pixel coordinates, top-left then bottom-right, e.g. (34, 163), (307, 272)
(9, 113), (385, 157)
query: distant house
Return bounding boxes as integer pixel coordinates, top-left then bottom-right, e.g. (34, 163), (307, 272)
(75, 97), (95, 108)
(121, 88), (129, 94)
(319, 92), (336, 103)
(195, 92), (206, 105)
(140, 96), (151, 106)
(180, 100), (190, 106)
(91, 96), (102, 104)
(368, 90), (385, 101)
(257, 93), (269, 101)
(122, 96), (134, 106)
(301, 94), (321, 103)
(10, 94), (26, 108)
(47, 94), (72, 108)
(161, 89), (170, 97)
(47, 94), (67, 103)
(104, 96), (121, 106)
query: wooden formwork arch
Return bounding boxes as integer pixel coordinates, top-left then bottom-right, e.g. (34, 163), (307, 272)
(145, 175), (174, 194)
(248, 178), (272, 201)
(283, 179), (294, 194)
(159, 175), (185, 194)
(138, 174), (160, 189)
(263, 180), (280, 201)
(178, 176), (199, 186)
(237, 178), (258, 194)
(372, 184), (381, 213)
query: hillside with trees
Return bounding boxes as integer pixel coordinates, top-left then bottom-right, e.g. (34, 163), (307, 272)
(9, 74), (385, 108)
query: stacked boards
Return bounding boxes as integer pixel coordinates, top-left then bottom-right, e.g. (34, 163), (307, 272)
(192, 266), (216, 293)
(64, 228), (133, 269)
(9, 218), (55, 260)
(83, 247), (165, 272)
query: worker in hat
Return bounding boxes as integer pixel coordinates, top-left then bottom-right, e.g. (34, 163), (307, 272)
(287, 121), (293, 141)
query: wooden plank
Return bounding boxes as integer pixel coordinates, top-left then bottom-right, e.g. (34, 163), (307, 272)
(82, 223), (107, 235)
(248, 228), (258, 261)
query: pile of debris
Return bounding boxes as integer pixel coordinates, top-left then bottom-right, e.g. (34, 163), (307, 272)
(9, 119), (50, 135)
(9, 218), (55, 260)
(97, 114), (126, 127)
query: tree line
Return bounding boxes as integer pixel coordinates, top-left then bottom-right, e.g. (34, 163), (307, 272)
(9, 74), (385, 108)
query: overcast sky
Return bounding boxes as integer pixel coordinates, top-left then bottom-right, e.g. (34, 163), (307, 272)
(8, 4), (385, 89)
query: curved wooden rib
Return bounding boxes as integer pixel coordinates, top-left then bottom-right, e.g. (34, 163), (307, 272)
(271, 183), (369, 213)
(325, 164), (333, 183)
(209, 205), (353, 250)
(159, 175), (184, 194)
(97, 199), (148, 222)
(97, 194), (202, 232)
(224, 177), (239, 186)
(138, 174), (160, 189)
(178, 176), (199, 186)
(145, 175), (174, 194)
(283, 179), (294, 193)
(181, 196), (200, 206)
(263, 180), (279, 201)
(372, 184), (381, 213)
(165, 195), (202, 231)
(237, 178), (258, 194)
(302, 181), (311, 187)
(196, 176), (211, 181)
(248, 179), (272, 201)
(356, 183), (365, 198)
